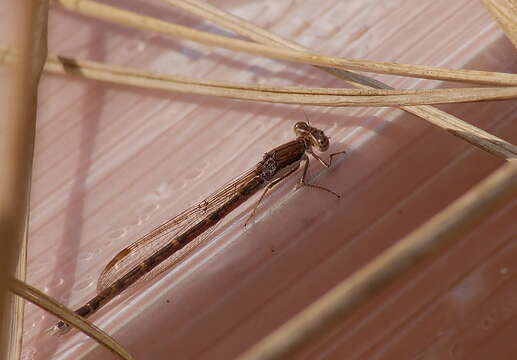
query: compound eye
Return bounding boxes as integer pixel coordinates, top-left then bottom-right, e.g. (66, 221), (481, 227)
(294, 121), (310, 136)
(319, 138), (329, 151)
(294, 121), (309, 130)
(313, 131), (329, 151)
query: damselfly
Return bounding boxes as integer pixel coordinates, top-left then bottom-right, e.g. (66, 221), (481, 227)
(52, 121), (345, 333)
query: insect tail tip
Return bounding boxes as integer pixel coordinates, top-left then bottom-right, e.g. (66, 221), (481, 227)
(46, 321), (72, 337)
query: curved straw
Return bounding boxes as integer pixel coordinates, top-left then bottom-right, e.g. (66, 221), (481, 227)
(9, 278), (134, 360)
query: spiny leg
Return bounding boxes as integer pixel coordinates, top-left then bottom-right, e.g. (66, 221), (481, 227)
(297, 154), (340, 198)
(309, 148), (347, 168)
(244, 165), (299, 227)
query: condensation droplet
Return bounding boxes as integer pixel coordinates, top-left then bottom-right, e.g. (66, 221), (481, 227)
(78, 251), (94, 262)
(47, 277), (65, 289)
(141, 203), (160, 215)
(174, 180), (186, 191)
(156, 182), (172, 197)
(144, 182), (173, 201)
(129, 216), (143, 227)
(108, 228), (127, 240)
(185, 168), (203, 180)
(500, 267), (508, 275)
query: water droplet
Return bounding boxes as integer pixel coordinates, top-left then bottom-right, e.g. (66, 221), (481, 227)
(78, 251), (94, 262)
(187, 168), (203, 180)
(144, 183), (173, 201)
(108, 228), (127, 239)
(156, 182), (172, 197)
(500, 267), (508, 275)
(46, 277), (65, 289)
(129, 216), (143, 227)
(142, 203), (160, 214)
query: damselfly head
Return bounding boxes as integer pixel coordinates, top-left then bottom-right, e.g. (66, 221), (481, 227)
(294, 121), (330, 152)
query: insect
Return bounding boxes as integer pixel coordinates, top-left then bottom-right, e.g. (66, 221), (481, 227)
(52, 121), (345, 333)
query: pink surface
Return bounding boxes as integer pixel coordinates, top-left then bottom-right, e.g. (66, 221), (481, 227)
(17, 1), (517, 359)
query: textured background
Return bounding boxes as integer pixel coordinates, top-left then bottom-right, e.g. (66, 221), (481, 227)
(16, 0), (517, 359)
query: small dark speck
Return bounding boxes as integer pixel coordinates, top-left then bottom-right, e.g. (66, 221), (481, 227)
(166, 299), (170, 304)
(271, 248), (276, 253)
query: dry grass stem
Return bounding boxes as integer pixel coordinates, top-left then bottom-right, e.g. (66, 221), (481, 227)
(52, 0), (517, 87)
(8, 278), (134, 360)
(237, 160), (517, 360)
(3, 50), (517, 107)
(166, 0), (517, 160)
(0, 2), (48, 359)
(481, 0), (517, 48)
